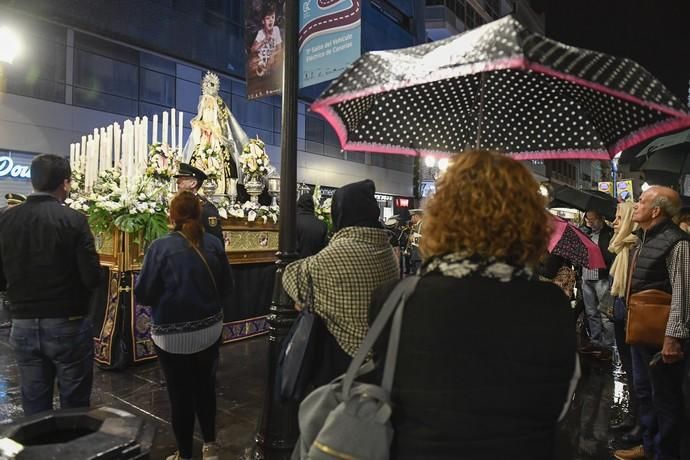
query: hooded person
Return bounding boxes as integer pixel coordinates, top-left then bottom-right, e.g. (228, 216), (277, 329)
(282, 179), (399, 386)
(296, 193), (328, 259)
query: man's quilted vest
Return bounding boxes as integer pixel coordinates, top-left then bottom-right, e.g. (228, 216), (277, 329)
(630, 219), (690, 294)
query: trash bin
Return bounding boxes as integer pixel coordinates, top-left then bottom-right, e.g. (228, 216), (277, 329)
(0, 406), (155, 459)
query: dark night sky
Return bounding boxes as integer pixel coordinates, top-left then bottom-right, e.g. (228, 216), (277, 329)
(531, 0), (690, 104)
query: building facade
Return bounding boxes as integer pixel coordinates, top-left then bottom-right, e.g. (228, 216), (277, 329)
(0, 0), (426, 204)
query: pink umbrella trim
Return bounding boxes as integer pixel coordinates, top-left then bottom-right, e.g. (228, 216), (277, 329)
(313, 101), (685, 161)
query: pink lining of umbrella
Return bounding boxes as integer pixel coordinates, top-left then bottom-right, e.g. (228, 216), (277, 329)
(548, 216), (606, 269)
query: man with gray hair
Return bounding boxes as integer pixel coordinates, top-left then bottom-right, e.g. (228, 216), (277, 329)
(614, 186), (690, 460)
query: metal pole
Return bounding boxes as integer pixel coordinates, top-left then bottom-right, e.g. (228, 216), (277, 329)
(254, 0), (300, 458)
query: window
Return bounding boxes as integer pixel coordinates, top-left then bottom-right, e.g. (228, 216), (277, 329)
(4, 21), (66, 103)
(73, 34), (139, 115)
(140, 69), (175, 107)
(306, 115), (325, 144)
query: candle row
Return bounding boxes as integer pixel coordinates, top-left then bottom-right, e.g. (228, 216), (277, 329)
(69, 109), (184, 193)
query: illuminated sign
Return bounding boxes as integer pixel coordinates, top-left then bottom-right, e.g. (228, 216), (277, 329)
(395, 198), (409, 208)
(0, 153), (33, 181)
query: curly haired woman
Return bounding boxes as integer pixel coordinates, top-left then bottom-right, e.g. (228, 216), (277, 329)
(369, 150), (578, 460)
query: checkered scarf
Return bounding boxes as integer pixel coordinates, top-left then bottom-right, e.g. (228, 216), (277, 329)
(283, 226), (399, 356)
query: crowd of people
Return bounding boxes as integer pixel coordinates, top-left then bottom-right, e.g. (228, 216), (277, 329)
(0, 150), (689, 459)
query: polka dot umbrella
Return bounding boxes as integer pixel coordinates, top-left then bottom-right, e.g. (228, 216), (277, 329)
(310, 16), (690, 160)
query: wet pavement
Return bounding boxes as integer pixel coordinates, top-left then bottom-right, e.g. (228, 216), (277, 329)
(0, 320), (639, 460)
(0, 325), (267, 460)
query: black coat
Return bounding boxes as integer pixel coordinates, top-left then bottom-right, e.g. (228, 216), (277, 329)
(0, 195), (100, 319)
(200, 196), (223, 243)
(369, 273), (576, 460)
(296, 194), (328, 259)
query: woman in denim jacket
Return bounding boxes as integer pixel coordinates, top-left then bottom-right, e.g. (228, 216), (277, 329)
(135, 191), (233, 460)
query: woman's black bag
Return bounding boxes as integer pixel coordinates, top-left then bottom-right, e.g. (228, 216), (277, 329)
(276, 267), (321, 401)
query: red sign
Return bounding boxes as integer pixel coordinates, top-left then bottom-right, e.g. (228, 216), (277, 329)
(395, 198), (409, 208)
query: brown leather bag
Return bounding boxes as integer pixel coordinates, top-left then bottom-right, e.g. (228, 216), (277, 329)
(626, 289), (671, 347)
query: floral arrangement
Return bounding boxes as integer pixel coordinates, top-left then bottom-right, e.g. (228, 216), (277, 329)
(191, 143), (225, 180)
(312, 184), (333, 233)
(215, 197), (279, 224)
(240, 138), (270, 182)
(67, 158), (171, 246)
(146, 143), (181, 181)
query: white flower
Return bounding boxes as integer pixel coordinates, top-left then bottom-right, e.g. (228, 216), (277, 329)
(261, 215), (268, 224)
(218, 208), (228, 219)
(230, 208), (244, 218)
(271, 214), (278, 223)
(248, 210), (257, 222)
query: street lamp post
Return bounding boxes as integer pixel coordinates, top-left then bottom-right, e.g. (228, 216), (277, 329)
(254, 0), (300, 458)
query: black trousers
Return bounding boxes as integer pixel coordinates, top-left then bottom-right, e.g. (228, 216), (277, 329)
(155, 339), (220, 458)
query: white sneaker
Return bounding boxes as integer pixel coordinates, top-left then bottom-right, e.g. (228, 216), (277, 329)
(202, 442), (220, 460)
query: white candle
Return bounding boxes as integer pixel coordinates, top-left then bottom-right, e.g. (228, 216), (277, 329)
(134, 117), (141, 175)
(105, 125), (113, 169)
(69, 144), (75, 170)
(99, 128), (107, 174)
(93, 129), (100, 174)
(152, 114), (158, 145)
(162, 111), (169, 146)
(171, 108), (176, 150)
(114, 123), (121, 167)
(121, 121), (130, 191)
(80, 136), (87, 173)
(129, 121), (137, 185)
(86, 135), (93, 191)
(142, 116), (149, 173)
(178, 111), (183, 152)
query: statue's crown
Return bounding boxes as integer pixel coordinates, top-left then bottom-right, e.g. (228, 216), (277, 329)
(202, 71), (221, 96)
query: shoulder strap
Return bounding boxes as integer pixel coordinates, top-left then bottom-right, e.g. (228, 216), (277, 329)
(176, 231), (218, 294)
(342, 275), (420, 397)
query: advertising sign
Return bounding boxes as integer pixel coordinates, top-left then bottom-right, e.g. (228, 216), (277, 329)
(597, 181), (613, 196)
(299, 0), (362, 88)
(246, 0), (285, 100)
(617, 179), (634, 202)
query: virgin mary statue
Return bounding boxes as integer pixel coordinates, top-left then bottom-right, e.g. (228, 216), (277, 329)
(182, 71), (248, 195)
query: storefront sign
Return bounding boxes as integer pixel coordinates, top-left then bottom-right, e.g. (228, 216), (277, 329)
(394, 197), (409, 208)
(0, 152), (33, 181)
(375, 192), (392, 203)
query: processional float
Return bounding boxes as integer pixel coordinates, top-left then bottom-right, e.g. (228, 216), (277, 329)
(68, 72), (279, 369)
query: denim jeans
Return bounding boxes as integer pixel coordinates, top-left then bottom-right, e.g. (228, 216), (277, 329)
(581, 278), (614, 347)
(10, 317), (94, 416)
(632, 343), (689, 460)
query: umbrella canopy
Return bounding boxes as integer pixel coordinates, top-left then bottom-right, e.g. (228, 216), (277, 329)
(311, 16), (690, 160)
(551, 184), (617, 220)
(548, 216), (605, 269)
(636, 128), (690, 175)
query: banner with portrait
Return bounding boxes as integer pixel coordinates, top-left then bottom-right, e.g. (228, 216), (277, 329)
(246, 0), (285, 100)
(299, 0), (362, 89)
